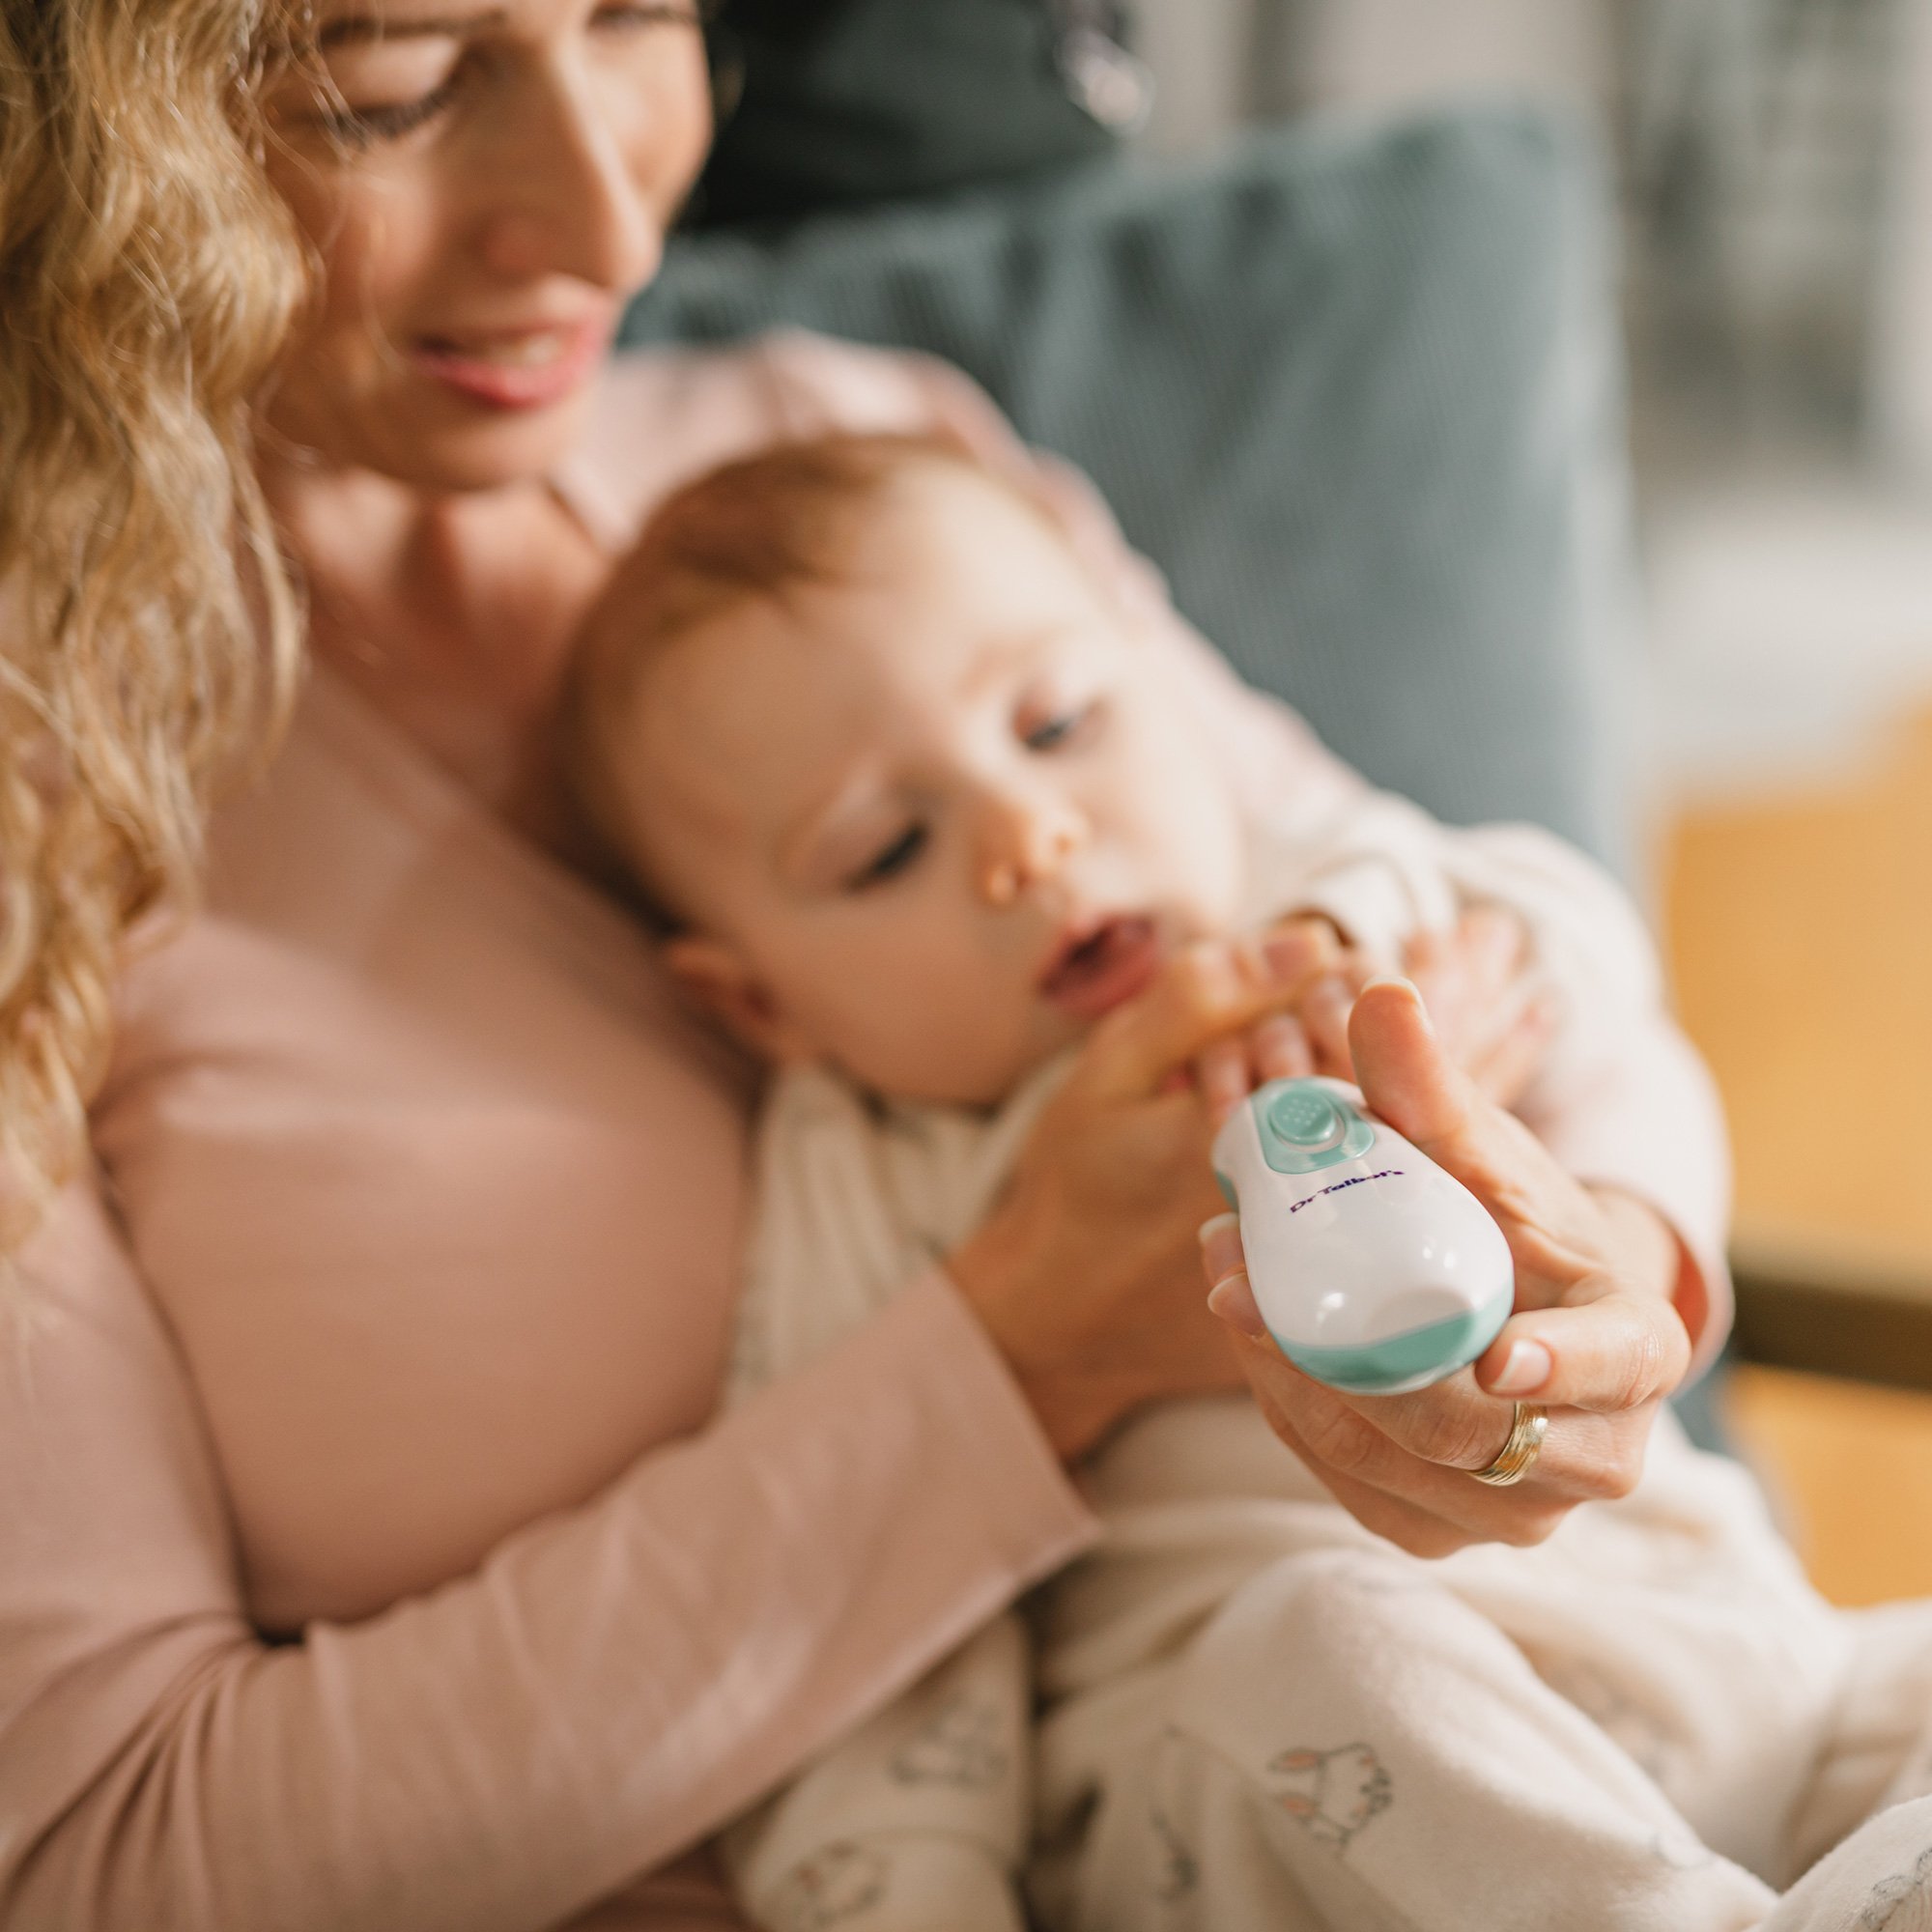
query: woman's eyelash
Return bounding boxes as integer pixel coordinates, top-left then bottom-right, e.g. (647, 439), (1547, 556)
(602, 2), (710, 25)
(318, 76), (461, 148)
(316, 5), (701, 149)
(849, 825), (928, 891)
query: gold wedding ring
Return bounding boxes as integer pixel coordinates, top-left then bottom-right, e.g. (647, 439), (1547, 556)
(1471, 1402), (1549, 1487)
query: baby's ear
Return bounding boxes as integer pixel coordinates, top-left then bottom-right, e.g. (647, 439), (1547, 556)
(663, 935), (812, 1064)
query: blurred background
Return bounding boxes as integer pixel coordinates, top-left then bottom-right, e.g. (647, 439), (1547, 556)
(1136, 0), (1932, 1604)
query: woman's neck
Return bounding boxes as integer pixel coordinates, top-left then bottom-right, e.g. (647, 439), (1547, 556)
(265, 458), (611, 850)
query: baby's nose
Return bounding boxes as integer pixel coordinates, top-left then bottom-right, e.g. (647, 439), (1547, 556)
(980, 797), (1086, 905)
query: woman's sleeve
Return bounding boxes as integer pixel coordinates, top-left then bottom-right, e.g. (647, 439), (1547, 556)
(0, 1172), (1094, 1932)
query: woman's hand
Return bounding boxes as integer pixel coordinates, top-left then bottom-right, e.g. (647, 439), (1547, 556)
(948, 927), (1340, 1461)
(1190, 906), (1556, 1120)
(1199, 976), (1691, 1555)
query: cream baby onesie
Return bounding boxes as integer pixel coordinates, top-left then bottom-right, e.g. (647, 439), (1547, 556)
(713, 797), (1932, 1932)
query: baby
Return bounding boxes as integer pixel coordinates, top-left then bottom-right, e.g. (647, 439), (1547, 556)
(565, 436), (1932, 1932)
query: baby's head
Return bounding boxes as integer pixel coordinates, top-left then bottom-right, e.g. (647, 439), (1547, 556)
(567, 434), (1245, 1107)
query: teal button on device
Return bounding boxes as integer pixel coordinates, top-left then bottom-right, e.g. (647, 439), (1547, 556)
(1254, 1079), (1375, 1176)
(1265, 1086), (1342, 1147)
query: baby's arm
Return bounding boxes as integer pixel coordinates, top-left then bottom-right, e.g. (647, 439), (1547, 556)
(720, 1615), (1033, 1932)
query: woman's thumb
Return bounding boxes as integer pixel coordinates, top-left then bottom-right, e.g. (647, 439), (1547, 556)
(1348, 976), (1480, 1156)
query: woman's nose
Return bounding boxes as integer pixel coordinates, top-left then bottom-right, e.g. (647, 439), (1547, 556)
(475, 68), (661, 292)
(979, 793), (1089, 906)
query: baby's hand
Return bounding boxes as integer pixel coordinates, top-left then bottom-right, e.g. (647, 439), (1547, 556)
(1404, 907), (1558, 1110)
(1189, 906), (1557, 1125)
(1185, 916), (1357, 1124)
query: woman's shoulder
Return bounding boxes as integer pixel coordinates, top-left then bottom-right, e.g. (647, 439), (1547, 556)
(556, 329), (991, 549)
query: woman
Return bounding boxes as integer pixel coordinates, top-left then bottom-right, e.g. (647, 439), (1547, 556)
(0, 2), (1712, 1924)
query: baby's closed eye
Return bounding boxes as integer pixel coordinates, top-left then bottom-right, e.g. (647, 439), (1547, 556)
(847, 823), (929, 892)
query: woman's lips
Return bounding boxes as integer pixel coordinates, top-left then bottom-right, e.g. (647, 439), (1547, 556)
(410, 315), (611, 411)
(1039, 915), (1163, 1022)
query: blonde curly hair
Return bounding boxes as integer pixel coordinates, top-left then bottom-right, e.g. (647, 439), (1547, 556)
(0, 0), (308, 1253)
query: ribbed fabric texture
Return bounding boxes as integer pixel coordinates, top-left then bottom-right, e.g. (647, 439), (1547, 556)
(621, 103), (1639, 873)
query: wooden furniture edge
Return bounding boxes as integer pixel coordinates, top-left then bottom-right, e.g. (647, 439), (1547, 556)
(1730, 1245), (1932, 1393)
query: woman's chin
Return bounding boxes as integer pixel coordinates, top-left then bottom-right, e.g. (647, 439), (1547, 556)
(379, 398), (596, 494)
(268, 381), (600, 496)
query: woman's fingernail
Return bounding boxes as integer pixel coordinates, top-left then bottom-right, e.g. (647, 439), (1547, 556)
(1198, 1213), (1242, 1281)
(1207, 1270), (1268, 1341)
(1363, 974), (1433, 1031)
(1490, 1339), (1552, 1395)
(1363, 973), (1419, 997)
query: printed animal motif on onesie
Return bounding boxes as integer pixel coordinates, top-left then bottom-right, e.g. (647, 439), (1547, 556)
(888, 1691), (1009, 1789)
(1860, 1844), (1932, 1932)
(1265, 1744), (1393, 1850)
(768, 1842), (890, 1929)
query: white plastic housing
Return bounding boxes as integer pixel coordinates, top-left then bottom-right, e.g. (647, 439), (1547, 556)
(1210, 1076), (1513, 1394)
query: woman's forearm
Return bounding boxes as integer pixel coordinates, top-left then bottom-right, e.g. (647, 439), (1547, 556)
(1, 1186), (1093, 1931)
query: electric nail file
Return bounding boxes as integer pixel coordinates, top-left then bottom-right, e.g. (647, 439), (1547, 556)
(1210, 1076), (1514, 1394)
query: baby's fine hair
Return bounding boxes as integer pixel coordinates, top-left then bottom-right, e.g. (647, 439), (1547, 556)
(562, 430), (1056, 890)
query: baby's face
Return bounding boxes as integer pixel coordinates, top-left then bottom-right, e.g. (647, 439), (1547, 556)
(608, 464), (1247, 1105)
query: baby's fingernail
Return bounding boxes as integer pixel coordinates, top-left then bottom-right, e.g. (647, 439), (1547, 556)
(1263, 929), (1318, 983)
(1490, 1339), (1552, 1395)
(1207, 1269), (1268, 1341)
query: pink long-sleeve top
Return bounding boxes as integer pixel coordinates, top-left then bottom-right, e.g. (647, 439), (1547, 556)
(0, 332), (1730, 1932)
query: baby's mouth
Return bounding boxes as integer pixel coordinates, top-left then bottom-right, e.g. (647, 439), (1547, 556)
(1039, 914), (1162, 1022)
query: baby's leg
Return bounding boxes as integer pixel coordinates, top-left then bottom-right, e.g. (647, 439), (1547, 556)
(1784, 1597), (1932, 1884)
(1433, 1430), (1850, 1880)
(1049, 1548), (1786, 1932)
(723, 1615), (1030, 1932)
(1756, 1796), (1932, 1932)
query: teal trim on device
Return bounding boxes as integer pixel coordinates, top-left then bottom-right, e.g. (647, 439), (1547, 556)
(1269, 1289), (1512, 1394)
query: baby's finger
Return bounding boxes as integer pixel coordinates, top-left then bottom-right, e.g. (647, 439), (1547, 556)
(1248, 1011), (1314, 1085)
(1263, 918), (1344, 989)
(1074, 941), (1277, 1102)
(1195, 1036), (1254, 1127)
(1401, 925), (1459, 1025)
(1464, 993), (1557, 1107)
(1299, 975), (1355, 1077)
(1460, 903), (1529, 982)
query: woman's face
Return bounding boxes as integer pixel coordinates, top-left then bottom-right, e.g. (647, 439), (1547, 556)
(261, 0), (712, 491)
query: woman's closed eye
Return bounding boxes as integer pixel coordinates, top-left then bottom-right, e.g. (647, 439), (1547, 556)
(846, 823), (928, 892)
(309, 4), (704, 150)
(318, 76), (462, 148)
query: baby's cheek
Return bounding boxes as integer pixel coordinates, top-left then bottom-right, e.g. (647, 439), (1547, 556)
(1160, 785), (1247, 925)
(804, 968), (1032, 1106)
